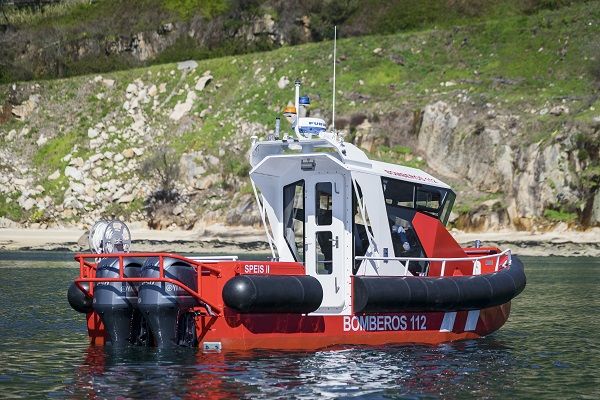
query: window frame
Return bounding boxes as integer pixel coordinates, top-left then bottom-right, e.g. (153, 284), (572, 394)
(282, 180), (305, 262)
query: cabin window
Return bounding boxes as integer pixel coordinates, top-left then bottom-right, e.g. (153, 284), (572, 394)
(440, 191), (456, 225)
(385, 208), (428, 275)
(381, 177), (455, 224)
(315, 231), (333, 274)
(315, 182), (333, 226)
(352, 182), (373, 274)
(283, 180), (304, 262)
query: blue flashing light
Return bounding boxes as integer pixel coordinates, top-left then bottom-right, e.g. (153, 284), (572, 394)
(299, 96), (310, 106)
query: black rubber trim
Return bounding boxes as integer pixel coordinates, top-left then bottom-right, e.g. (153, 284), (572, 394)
(353, 255), (526, 313)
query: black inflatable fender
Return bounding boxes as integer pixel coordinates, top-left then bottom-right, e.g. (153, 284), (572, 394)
(223, 275), (324, 314)
(353, 255), (526, 313)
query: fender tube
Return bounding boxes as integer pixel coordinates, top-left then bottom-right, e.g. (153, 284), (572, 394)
(354, 255), (526, 313)
(223, 275), (323, 314)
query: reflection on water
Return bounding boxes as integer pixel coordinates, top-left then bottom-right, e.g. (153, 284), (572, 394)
(0, 254), (598, 399)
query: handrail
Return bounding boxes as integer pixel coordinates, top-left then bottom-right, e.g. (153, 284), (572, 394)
(74, 252), (224, 315)
(356, 249), (512, 275)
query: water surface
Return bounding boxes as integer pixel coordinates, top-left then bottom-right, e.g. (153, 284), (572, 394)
(0, 253), (598, 399)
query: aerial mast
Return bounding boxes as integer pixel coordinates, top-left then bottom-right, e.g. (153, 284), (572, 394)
(332, 26), (337, 133)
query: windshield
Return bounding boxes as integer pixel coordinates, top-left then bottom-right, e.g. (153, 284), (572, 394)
(381, 177), (455, 225)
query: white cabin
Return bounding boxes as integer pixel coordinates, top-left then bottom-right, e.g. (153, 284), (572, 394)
(249, 134), (456, 315)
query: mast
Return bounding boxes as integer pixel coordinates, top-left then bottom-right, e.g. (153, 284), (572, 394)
(332, 26), (337, 132)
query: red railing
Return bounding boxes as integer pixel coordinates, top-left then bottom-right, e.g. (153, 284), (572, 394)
(74, 253), (224, 315)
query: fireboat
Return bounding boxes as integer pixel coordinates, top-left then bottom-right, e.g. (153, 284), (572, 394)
(67, 79), (526, 351)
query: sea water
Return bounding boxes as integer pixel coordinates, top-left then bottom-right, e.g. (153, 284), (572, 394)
(0, 252), (598, 399)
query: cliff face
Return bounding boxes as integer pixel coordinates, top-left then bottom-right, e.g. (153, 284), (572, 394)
(0, 2), (598, 231)
(416, 101), (600, 229)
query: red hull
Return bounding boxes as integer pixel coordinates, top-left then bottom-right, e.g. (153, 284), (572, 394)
(76, 252), (519, 351)
(87, 303), (511, 351)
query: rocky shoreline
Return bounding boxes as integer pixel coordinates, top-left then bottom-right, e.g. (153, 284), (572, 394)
(1, 226), (598, 257)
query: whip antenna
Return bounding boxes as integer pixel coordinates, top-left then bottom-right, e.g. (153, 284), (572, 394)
(332, 26), (337, 132)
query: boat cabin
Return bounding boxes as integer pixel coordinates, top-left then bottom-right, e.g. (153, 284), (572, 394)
(249, 134), (457, 315)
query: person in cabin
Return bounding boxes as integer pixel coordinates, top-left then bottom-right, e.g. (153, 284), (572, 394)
(392, 217), (411, 252)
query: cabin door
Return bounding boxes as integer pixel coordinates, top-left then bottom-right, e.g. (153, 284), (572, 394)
(305, 174), (347, 313)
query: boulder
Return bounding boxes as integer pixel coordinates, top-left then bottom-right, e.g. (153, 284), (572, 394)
(48, 170), (60, 180)
(122, 148), (135, 158)
(277, 76), (290, 89)
(117, 193), (135, 204)
(195, 74), (213, 91)
(178, 60), (198, 71)
(64, 166), (83, 181)
(87, 128), (99, 139)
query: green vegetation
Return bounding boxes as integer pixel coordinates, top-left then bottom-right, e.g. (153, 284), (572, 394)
(0, 0), (594, 84)
(0, 194), (23, 222)
(33, 130), (80, 172)
(372, 146), (425, 169)
(104, 198), (144, 220)
(0, 1), (598, 227)
(163, 0), (230, 19)
(544, 208), (578, 222)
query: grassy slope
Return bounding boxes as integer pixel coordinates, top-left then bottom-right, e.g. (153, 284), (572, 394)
(0, 0), (592, 83)
(0, 1), (598, 223)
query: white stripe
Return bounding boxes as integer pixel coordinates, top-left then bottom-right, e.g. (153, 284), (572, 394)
(440, 312), (457, 332)
(465, 310), (480, 331)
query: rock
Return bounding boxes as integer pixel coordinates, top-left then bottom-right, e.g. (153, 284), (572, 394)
(20, 197), (36, 211)
(92, 167), (103, 178)
(147, 84), (158, 97)
(11, 95), (39, 120)
(160, 22), (174, 33)
(87, 127), (100, 139)
(122, 148), (135, 158)
(373, 48), (382, 55)
(70, 157), (84, 167)
(126, 83), (138, 94)
(539, 108), (549, 116)
(195, 174), (219, 190)
(173, 205), (184, 215)
(550, 105), (569, 116)
(207, 155), (220, 166)
(169, 91), (197, 121)
(133, 148), (144, 156)
(102, 78), (115, 88)
(591, 190), (600, 225)
(70, 182), (86, 195)
(117, 193), (135, 204)
(226, 194), (260, 225)
(36, 134), (47, 146)
(178, 60), (198, 71)
(277, 76), (290, 89)
(48, 170), (60, 180)
(0, 217), (19, 228)
(64, 166), (83, 181)
(114, 153), (124, 162)
(63, 196), (84, 210)
(180, 152), (207, 185)
(195, 74), (213, 91)
(159, 83), (167, 93)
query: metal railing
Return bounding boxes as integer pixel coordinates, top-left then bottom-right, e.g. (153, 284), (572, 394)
(74, 252), (224, 315)
(355, 249), (512, 276)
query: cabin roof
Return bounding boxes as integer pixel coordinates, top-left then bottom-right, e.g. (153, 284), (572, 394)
(249, 136), (451, 190)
